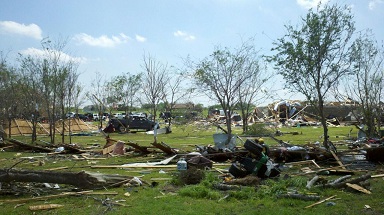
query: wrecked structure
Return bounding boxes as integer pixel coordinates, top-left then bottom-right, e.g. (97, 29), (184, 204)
(249, 99), (359, 127)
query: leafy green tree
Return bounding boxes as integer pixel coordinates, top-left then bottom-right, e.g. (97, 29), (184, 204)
(18, 55), (45, 142)
(108, 73), (142, 115)
(270, 3), (356, 149)
(0, 54), (20, 138)
(193, 41), (263, 139)
(18, 37), (80, 143)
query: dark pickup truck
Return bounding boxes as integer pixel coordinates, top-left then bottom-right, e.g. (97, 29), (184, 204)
(109, 116), (159, 132)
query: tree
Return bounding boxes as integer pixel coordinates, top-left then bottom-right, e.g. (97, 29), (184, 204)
(0, 54), (20, 139)
(161, 68), (193, 127)
(108, 73), (142, 115)
(193, 41), (263, 139)
(233, 40), (271, 133)
(18, 55), (44, 142)
(141, 54), (169, 123)
(345, 31), (384, 137)
(125, 73), (142, 114)
(270, 3), (356, 149)
(87, 71), (109, 128)
(18, 37), (81, 144)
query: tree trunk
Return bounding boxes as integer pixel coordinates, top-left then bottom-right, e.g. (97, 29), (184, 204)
(0, 169), (135, 189)
(318, 98), (329, 149)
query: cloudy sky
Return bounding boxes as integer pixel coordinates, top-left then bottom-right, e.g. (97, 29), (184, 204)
(0, 0), (383, 106)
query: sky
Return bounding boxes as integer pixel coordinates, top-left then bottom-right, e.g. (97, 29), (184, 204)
(0, 0), (383, 107)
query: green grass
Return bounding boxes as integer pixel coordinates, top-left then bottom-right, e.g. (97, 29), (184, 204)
(1, 123), (383, 214)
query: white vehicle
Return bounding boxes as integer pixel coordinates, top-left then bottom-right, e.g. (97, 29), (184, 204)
(130, 112), (148, 118)
(113, 113), (124, 119)
(93, 113), (100, 121)
(66, 112), (75, 118)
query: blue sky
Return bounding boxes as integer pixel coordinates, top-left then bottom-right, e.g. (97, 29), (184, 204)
(1, 0), (383, 106)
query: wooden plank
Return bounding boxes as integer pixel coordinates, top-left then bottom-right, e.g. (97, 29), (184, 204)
(305, 195), (336, 209)
(151, 142), (176, 155)
(102, 144), (115, 155)
(91, 165), (177, 169)
(371, 174), (384, 178)
(330, 150), (346, 169)
(346, 183), (371, 194)
(45, 167), (69, 171)
(126, 142), (151, 154)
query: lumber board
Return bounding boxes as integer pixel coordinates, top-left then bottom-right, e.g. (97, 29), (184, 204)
(330, 150), (346, 169)
(305, 195), (336, 208)
(346, 183), (371, 194)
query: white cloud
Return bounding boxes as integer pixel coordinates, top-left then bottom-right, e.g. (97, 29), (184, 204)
(20, 47), (86, 64)
(173, 30), (196, 41)
(135, 34), (147, 42)
(120, 33), (131, 40)
(369, 0), (384, 10)
(73, 33), (130, 47)
(296, 0), (329, 9)
(0, 21), (42, 40)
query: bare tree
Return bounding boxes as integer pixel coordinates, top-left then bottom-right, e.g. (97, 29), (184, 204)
(344, 31), (384, 137)
(234, 40), (271, 133)
(60, 65), (80, 144)
(87, 71), (109, 129)
(269, 3), (356, 149)
(161, 68), (193, 127)
(141, 54), (169, 124)
(68, 83), (84, 144)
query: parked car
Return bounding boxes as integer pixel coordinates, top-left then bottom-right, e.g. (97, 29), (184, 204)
(93, 113), (100, 121)
(113, 113), (124, 119)
(66, 112), (75, 118)
(108, 116), (159, 132)
(84, 112), (94, 120)
(74, 113), (89, 121)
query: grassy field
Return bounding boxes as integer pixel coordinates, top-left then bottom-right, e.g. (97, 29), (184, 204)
(0, 123), (383, 215)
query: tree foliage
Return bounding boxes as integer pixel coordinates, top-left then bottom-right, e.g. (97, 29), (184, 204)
(193, 40), (265, 136)
(14, 37), (80, 143)
(270, 3), (356, 148)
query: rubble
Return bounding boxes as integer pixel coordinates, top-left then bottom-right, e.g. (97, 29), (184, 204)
(2, 116), (384, 214)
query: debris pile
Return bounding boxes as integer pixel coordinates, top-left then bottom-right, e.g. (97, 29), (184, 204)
(229, 138), (280, 179)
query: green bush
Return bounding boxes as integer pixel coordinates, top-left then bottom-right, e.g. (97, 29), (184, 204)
(244, 123), (274, 136)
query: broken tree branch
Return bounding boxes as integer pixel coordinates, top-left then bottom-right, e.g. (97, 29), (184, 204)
(0, 168), (135, 189)
(278, 193), (320, 201)
(315, 174), (371, 189)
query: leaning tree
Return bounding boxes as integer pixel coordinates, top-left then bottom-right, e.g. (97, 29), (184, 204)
(270, 3), (356, 149)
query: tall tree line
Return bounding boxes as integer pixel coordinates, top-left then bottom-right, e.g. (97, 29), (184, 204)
(1, 38), (81, 144)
